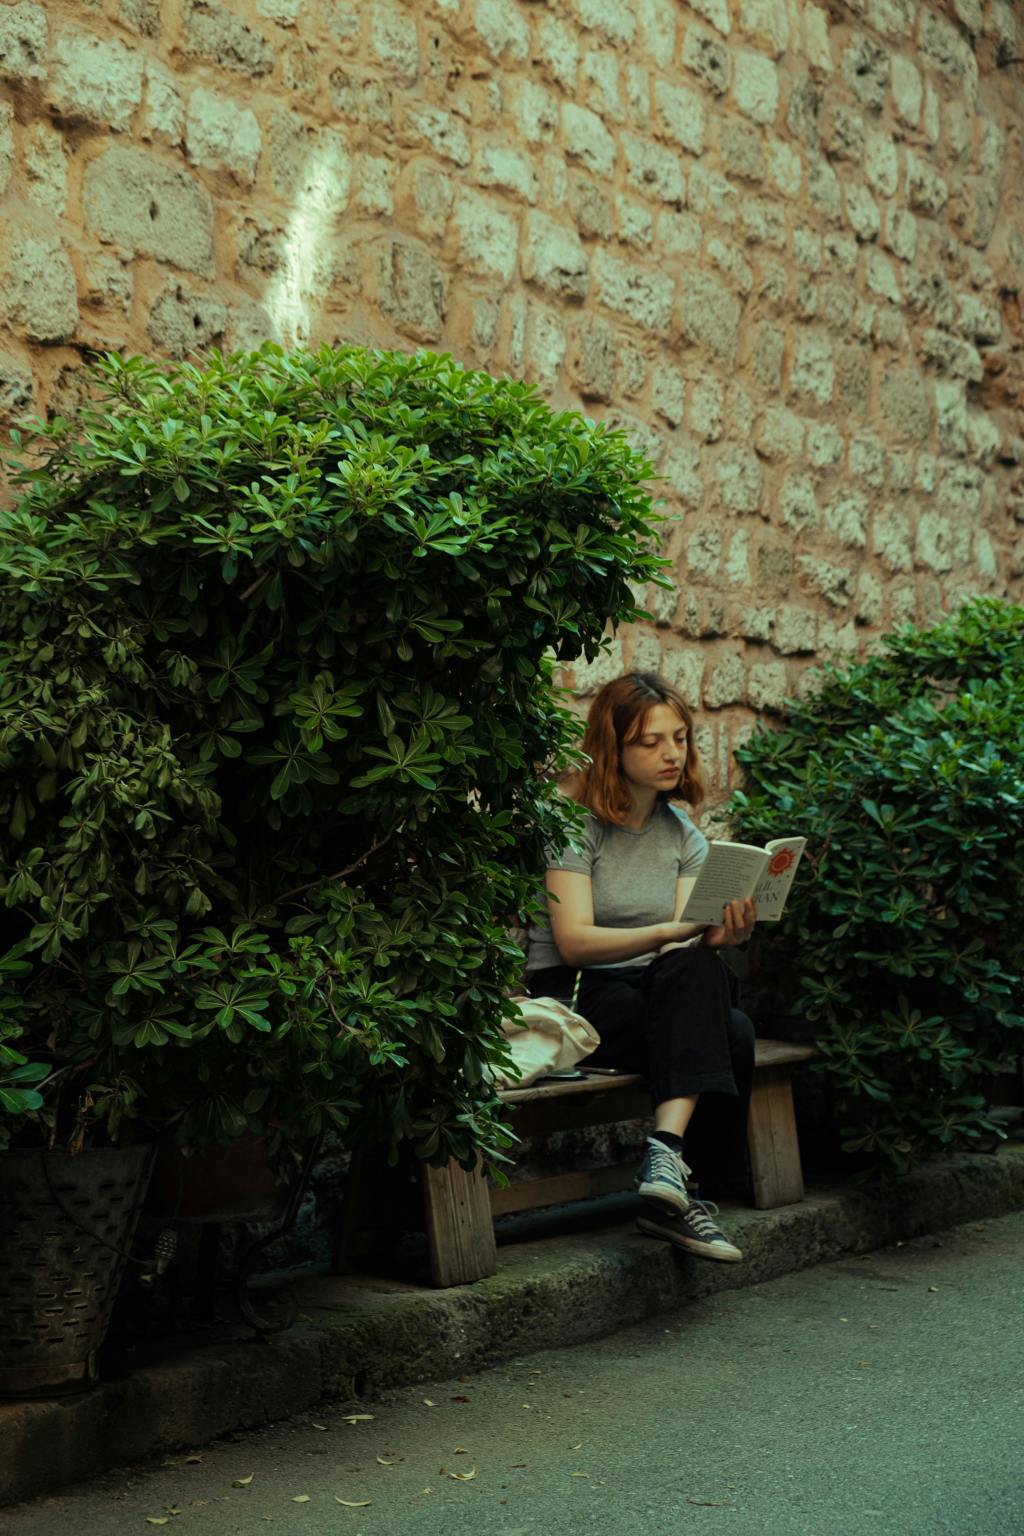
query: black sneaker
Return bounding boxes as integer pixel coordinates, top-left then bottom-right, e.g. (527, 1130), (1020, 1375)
(636, 1136), (693, 1214)
(637, 1197), (743, 1262)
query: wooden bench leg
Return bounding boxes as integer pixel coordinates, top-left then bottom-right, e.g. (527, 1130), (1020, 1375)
(747, 1073), (805, 1209)
(421, 1159), (497, 1287)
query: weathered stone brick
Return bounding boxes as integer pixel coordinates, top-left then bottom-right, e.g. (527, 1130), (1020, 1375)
(1, 227), (78, 342)
(0, 341), (34, 414)
(755, 405), (804, 460)
(724, 527), (751, 585)
(146, 279), (227, 357)
(537, 15), (579, 90)
(47, 30), (143, 129)
(765, 137), (802, 198)
(453, 191), (519, 283)
(790, 329), (834, 404)
(574, 0), (636, 47)
(570, 174), (614, 239)
(714, 446), (762, 513)
(739, 0), (789, 56)
(562, 102), (616, 176)
(677, 271), (742, 360)
(593, 250), (674, 332)
(0, 99), (12, 197)
(807, 155), (841, 220)
(748, 321), (785, 393)
(890, 53), (922, 127)
(732, 50), (779, 125)
(820, 278), (856, 332)
(740, 198), (786, 247)
(807, 421), (844, 467)
(663, 440), (703, 505)
(377, 241), (447, 340)
(571, 637), (626, 695)
(637, 0), (676, 67)
(581, 51), (622, 124)
(842, 36), (889, 111)
(473, 0), (527, 63)
(914, 511), (957, 573)
(23, 123), (67, 217)
(141, 59), (184, 144)
(523, 211), (589, 301)
(920, 329), (982, 383)
(621, 131), (686, 205)
(797, 555), (854, 606)
(778, 473), (818, 531)
(934, 380), (969, 456)
(873, 506), (914, 572)
(867, 249), (901, 304)
(690, 376), (724, 442)
(878, 366), (931, 442)
(614, 344), (644, 399)
(0, 1), (46, 81)
(476, 144), (538, 204)
(823, 104), (864, 162)
(845, 183), (879, 241)
(185, 87), (261, 185)
(719, 117), (764, 182)
(704, 653), (747, 709)
(657, 210), (702, 258)
(681, 25), (730, 95)
(774, 603), (818, 653)
(868, 0), (914, 39)
(617, 198), (654, 249)
(525, 304), (567, 389)
(905, 151), (948, 215)
(688, 164), (739, 223)
(84, 147), (215, 276)
(802, 4), (833, 76)
(660, 647), (704, 708)
(405, 105), (470, 165)
(652, 78), (706, 155)
(747, 661), (788, 711)
(687, 525), (723, 580)
(182, 0), (274, 75)
(652, 359), (685, 425)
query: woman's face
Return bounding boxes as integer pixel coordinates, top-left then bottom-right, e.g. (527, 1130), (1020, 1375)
(620, 703), (689, 795)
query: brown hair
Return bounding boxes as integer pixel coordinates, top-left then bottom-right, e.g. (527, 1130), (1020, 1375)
(566, 672), (704, 825)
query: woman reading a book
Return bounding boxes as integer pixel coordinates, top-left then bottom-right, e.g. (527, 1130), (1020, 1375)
(525, 671), (756, 1262)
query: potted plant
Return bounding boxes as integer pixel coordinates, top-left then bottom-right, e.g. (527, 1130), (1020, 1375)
(0, 343), (662, 1353)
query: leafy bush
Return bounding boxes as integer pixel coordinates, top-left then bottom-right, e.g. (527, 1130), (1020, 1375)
(0, 344), (663, 1163)
(732, 599), (1024, 1172)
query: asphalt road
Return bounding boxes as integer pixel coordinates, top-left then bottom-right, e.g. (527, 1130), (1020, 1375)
(4, 1212), (1023, 1536)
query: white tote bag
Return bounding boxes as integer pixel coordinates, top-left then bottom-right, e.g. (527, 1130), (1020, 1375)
(489, 996), (600, 1091)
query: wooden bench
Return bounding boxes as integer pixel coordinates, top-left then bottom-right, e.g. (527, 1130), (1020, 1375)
(421, 1038), (817, 1288)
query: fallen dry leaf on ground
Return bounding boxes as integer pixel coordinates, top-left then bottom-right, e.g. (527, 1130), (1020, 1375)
(311, 1423), (328, 1431)
(144, 1521), (169, 1528)
(185, 1456), (203, 1465)
(449, 1468), (477, 1481)
(291, 1494), (311, 1503)
(376, 1456), (399, 1467)
(453, 1447), (468, 1455)
(422, 1398), (436, 1407)
(341, 1413), (375, 1424)
(232, 1475), (254, 1488)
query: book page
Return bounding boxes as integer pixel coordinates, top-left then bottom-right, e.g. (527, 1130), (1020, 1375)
(678, 842), (767, 924)
(750, 837), (807, 921)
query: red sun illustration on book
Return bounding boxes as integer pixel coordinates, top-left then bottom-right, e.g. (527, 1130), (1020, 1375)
(767, 848), (798, 877)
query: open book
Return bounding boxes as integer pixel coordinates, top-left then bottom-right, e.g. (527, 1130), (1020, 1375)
(678, 837), (807, 924)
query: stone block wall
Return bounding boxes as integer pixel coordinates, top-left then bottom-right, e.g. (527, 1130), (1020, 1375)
(1, 0), (1023, 795)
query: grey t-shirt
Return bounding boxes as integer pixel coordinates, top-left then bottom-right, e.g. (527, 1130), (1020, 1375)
(526, 802), (709, 972)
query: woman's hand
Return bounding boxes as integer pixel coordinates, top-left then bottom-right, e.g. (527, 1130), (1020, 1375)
(701, 897), (757, 948)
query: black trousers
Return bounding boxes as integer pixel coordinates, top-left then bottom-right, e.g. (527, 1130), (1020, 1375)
(527, 946), (754, 1195)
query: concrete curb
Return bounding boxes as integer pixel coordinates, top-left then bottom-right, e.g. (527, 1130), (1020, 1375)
(4, 1144), (1024, 1508)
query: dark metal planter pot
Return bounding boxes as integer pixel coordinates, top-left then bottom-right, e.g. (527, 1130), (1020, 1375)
(0, 1144), (154, 1400)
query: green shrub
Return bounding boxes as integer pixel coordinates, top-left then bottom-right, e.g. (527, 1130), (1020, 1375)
(0, 344), (664, 1164)
(732, 599), (1024, 1172)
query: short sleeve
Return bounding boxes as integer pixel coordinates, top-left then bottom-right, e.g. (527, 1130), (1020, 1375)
(668, 805), (709, 877)
(545, 814), (598, 876)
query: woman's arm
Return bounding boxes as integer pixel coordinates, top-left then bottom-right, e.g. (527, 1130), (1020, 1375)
(546, 870), (704, 967)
